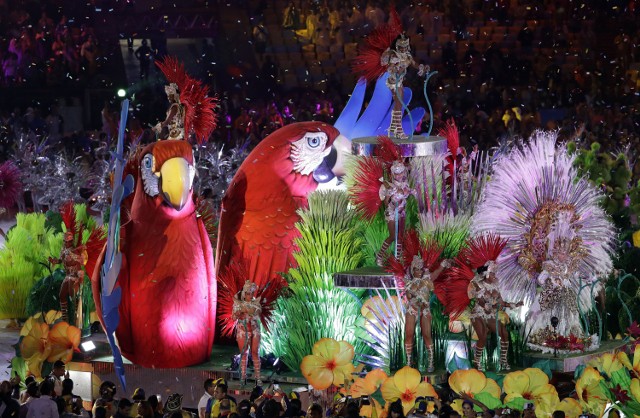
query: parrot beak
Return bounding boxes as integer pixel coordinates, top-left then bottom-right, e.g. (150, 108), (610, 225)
(312, 146), (337, 183)
(312, 134), (349, 183)
(159, 157), (193, 211)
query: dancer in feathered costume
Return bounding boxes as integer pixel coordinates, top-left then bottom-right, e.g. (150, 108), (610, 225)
(385, 229), (450, 372)
(352, 11), (427, 139)
(446, 234), (521, 370)
(218, 260), (286, 385)
(471, 131), (615, 349)
(53, 202), (106, 328)
(348, 136), (416, 265)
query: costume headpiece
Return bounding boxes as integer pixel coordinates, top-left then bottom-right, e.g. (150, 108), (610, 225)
(165, 82), (179, 98)
(458, 233), (507, 270)
(411, 255), (424, 271)
(155, 56), (218, 144)
(390, 161), (406, 175)
(352, 9), (403, 82)
(242, 280), (257, 297)
(397, 33), (410, 49)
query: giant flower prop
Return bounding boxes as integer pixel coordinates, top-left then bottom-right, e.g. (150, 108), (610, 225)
(47, 321), (81, 363)
(448, 369), (501, 409)
(587, 352), (624, 377)
(19, 320), (51, 378)
(381, 366), (438, 413)
(17, 311), (80, 378)
(554, 398), (582, 418)
(503, 368), (559, 418)
(301, 338), (355, 390)
(575, 367), (608, 416)
(619, 345), (640, 378)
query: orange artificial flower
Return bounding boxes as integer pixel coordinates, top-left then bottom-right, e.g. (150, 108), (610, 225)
(301, 338), (355, 390)
(381, 366), (438, 413)
(47, 321), (81, 363)
(19, 321), (51, 378)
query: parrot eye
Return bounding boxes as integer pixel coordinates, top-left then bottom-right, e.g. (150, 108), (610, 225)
(307, 136), (321, 148)
(142, 154), (154, 171)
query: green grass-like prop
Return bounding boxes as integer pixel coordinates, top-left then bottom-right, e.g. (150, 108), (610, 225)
(418, 212), (471, 259)
(262, 190), (368, 372)
(357, 213), (388, 267)
(508, 318), (528, 368)
(0, 213), (63, 320)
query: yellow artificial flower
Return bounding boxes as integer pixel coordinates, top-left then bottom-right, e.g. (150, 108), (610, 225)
(360, 398), (383, 418)
(361, 296), (402, 321)
(19, 321), (52, 378)
(47, 321), (81, 363)
(300, 338), (355, 390)
(575, 367), (608, 416)
(630, 378), (640, 403)
(448, 369), (501, 399)
(381, 366), (438, 414)
(350, 369), (388, 398)
(450, 399), (464, 416)
(554, 398), (582, 418)
(588, 353), (624, 376)
(618, 346), (640, 377)
(503, 368), (560, 418)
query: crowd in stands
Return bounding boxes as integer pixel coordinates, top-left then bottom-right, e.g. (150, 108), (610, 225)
(0, 0), (638, 181)
(0, 362), (589, 418)
(0, 0), (103, 87)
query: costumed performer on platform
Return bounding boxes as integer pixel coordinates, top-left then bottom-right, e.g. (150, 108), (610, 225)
(385, 229), (450, 372)
(446, 234), (521, 371)
(218, 260), (286, 386)
(353, 11), (427, 139)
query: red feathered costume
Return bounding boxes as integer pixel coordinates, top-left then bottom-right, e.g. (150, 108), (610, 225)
(216, 122), (340, 289)
(384, 228), (449, 371)
(92, 57), (218, 368)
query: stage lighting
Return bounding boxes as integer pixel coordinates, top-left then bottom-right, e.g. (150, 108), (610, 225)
(117, 89), (126, 98)
(80, 341), (96, 352)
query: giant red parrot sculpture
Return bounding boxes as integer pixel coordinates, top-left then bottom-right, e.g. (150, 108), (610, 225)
(92, 57), (217, 370)
(216, 122), (341, 286)
(93, 139), (216, 368)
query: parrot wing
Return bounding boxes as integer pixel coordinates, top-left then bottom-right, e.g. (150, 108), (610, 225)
(217, 170), (300, 288)
(96, 100), (134, 391)
(196, 216), (217, 351)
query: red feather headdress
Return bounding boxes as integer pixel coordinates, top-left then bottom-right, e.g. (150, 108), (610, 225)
(384, 229), (445, 300)
(217, 259), (287, 337)
(442, 233), (507, 319)
(349, 136), (404, 220)
(155, 56), (218, 144)
(438, 118), (460, 180)
(352, 10), (403, 82)
(458, 233), (507, 269)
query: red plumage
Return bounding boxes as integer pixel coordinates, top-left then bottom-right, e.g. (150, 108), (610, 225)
(352, 10), (403, 82)
(375, 135), (403, 166)
(383, 229), (444, 299)
(438, 118), (460, 181)
(217, 259), (287, 337)
(442, 262), (475, 320)
(84, 227), (106, 282)
(155, 56), (218, 143)
(216, 122), (340, 290)
(0, 161), (22, 209)
(348, 156), (385, 220)
(462, 233), (507, 269)
(60, 201), (78, 239)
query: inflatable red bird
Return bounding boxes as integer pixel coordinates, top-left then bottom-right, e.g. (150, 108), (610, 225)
(93, 140), (216, 368)
(216, 121), (341, 286)
(92, 57), (217, 369)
